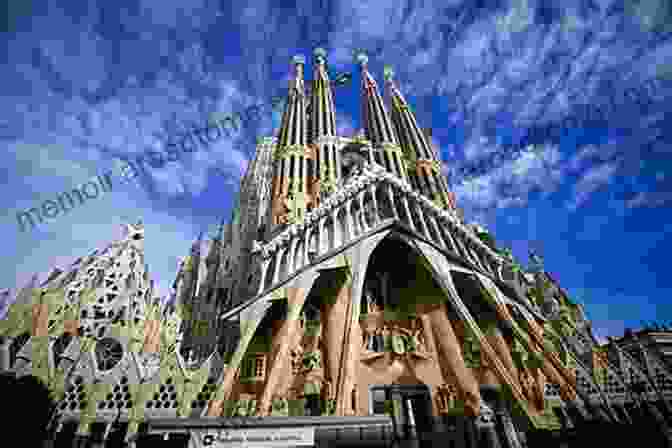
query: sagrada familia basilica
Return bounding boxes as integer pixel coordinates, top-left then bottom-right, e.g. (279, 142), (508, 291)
(2, 49), (672, 447)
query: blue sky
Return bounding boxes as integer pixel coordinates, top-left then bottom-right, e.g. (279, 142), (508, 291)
(1, 0), (671, 342)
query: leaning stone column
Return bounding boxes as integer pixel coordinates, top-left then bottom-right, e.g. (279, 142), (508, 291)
(320, 269), (352, 414)
(256, 259), (271, 296)
(339, 303), (361, 416)
(478, 280), (580, 407)
(303, 229), (312, 266)
(288, 238), (299, 275)
(419, 315), (438, 357)
(414, 203), (431, 239)
(357, 191), (369, 231)
(368, 184), (379, 225)
(426, 303), (482, 417)
(484, 324), (521, 391)
(317, 216), (327, 255)
(206, 298), (275, 417)
(272, 247), (285, 285)
(428, 215), (447, 249)
(331, 209), (340, 247)
(258, 285), (311, 415)
(385, 184), (399, 220)
(400, 196), (416, 232)
(346, 200), (357, 237)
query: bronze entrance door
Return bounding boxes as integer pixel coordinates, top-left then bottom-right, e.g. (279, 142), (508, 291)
(371, 384), (433, 443)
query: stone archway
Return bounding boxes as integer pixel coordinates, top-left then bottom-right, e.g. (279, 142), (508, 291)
(352, 232), (484, 422)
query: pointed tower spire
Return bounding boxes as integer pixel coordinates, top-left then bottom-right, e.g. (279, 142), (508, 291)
(269, 55), (311, 232)
(277, 55), (308, 148)
(357, 52), (409, 183)
(358, 52), (397, 145)
(385, 66), (453, 209)
(309, 47), (337, 142)
(306, 48), (342, 210)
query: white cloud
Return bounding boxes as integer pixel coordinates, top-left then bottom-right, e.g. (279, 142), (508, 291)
(2, 0), (671, 342)
(566, 162), (618, 211)
(453, 143), (564, 212)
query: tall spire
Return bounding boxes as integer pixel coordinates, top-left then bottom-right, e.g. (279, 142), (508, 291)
(309, 47), (337, 142)
(269, 55), (311, 231)
(307, 48), (341, 210)
(385, 66), (453, 208)
(355, 52), (410, 184)
(357, 52), (398, 145)
(277, 55), (308, 148)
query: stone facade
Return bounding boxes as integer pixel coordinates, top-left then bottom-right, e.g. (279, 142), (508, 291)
(2, 49), (672, 447)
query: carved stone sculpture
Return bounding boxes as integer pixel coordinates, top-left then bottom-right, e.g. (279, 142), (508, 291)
(476, 402), (496, 427)
(302, 351), (321, 371)
(270, 395), (289, 416)
(437, 384), (458, 413)
(519, 369), (536, 404)
(290, 347), (304, 375)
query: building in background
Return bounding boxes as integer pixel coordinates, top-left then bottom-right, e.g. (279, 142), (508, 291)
(2, 49), (672, 448)
(605, 327), (672, 391)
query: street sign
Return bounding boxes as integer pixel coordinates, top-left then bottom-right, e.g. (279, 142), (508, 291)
(190, 427), (315, 448)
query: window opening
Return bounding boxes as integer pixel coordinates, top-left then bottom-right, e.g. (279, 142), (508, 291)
(304, 394), (321, 416)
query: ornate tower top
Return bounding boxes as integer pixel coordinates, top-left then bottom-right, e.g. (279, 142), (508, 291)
(385, 64), (453, 208)
(357, 52), (398, 145)
(309, 48), (337, 141)
(292, 54), (305, 65)
(385, 65), (435, 160)
(314, 47), (327, 62)
(355, 51), (369, 66)
(277, 54), (308, 148)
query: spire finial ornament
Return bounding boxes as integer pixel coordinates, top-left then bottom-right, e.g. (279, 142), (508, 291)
(356, 51), (368, 67)
(314, 47), (327, 62)
(384, 65), (395, 81)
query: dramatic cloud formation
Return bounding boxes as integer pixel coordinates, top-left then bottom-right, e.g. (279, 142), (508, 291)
(1, 0), (671, 337)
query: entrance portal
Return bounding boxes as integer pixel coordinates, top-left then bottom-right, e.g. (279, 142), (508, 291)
(370, 384), (433, 442)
